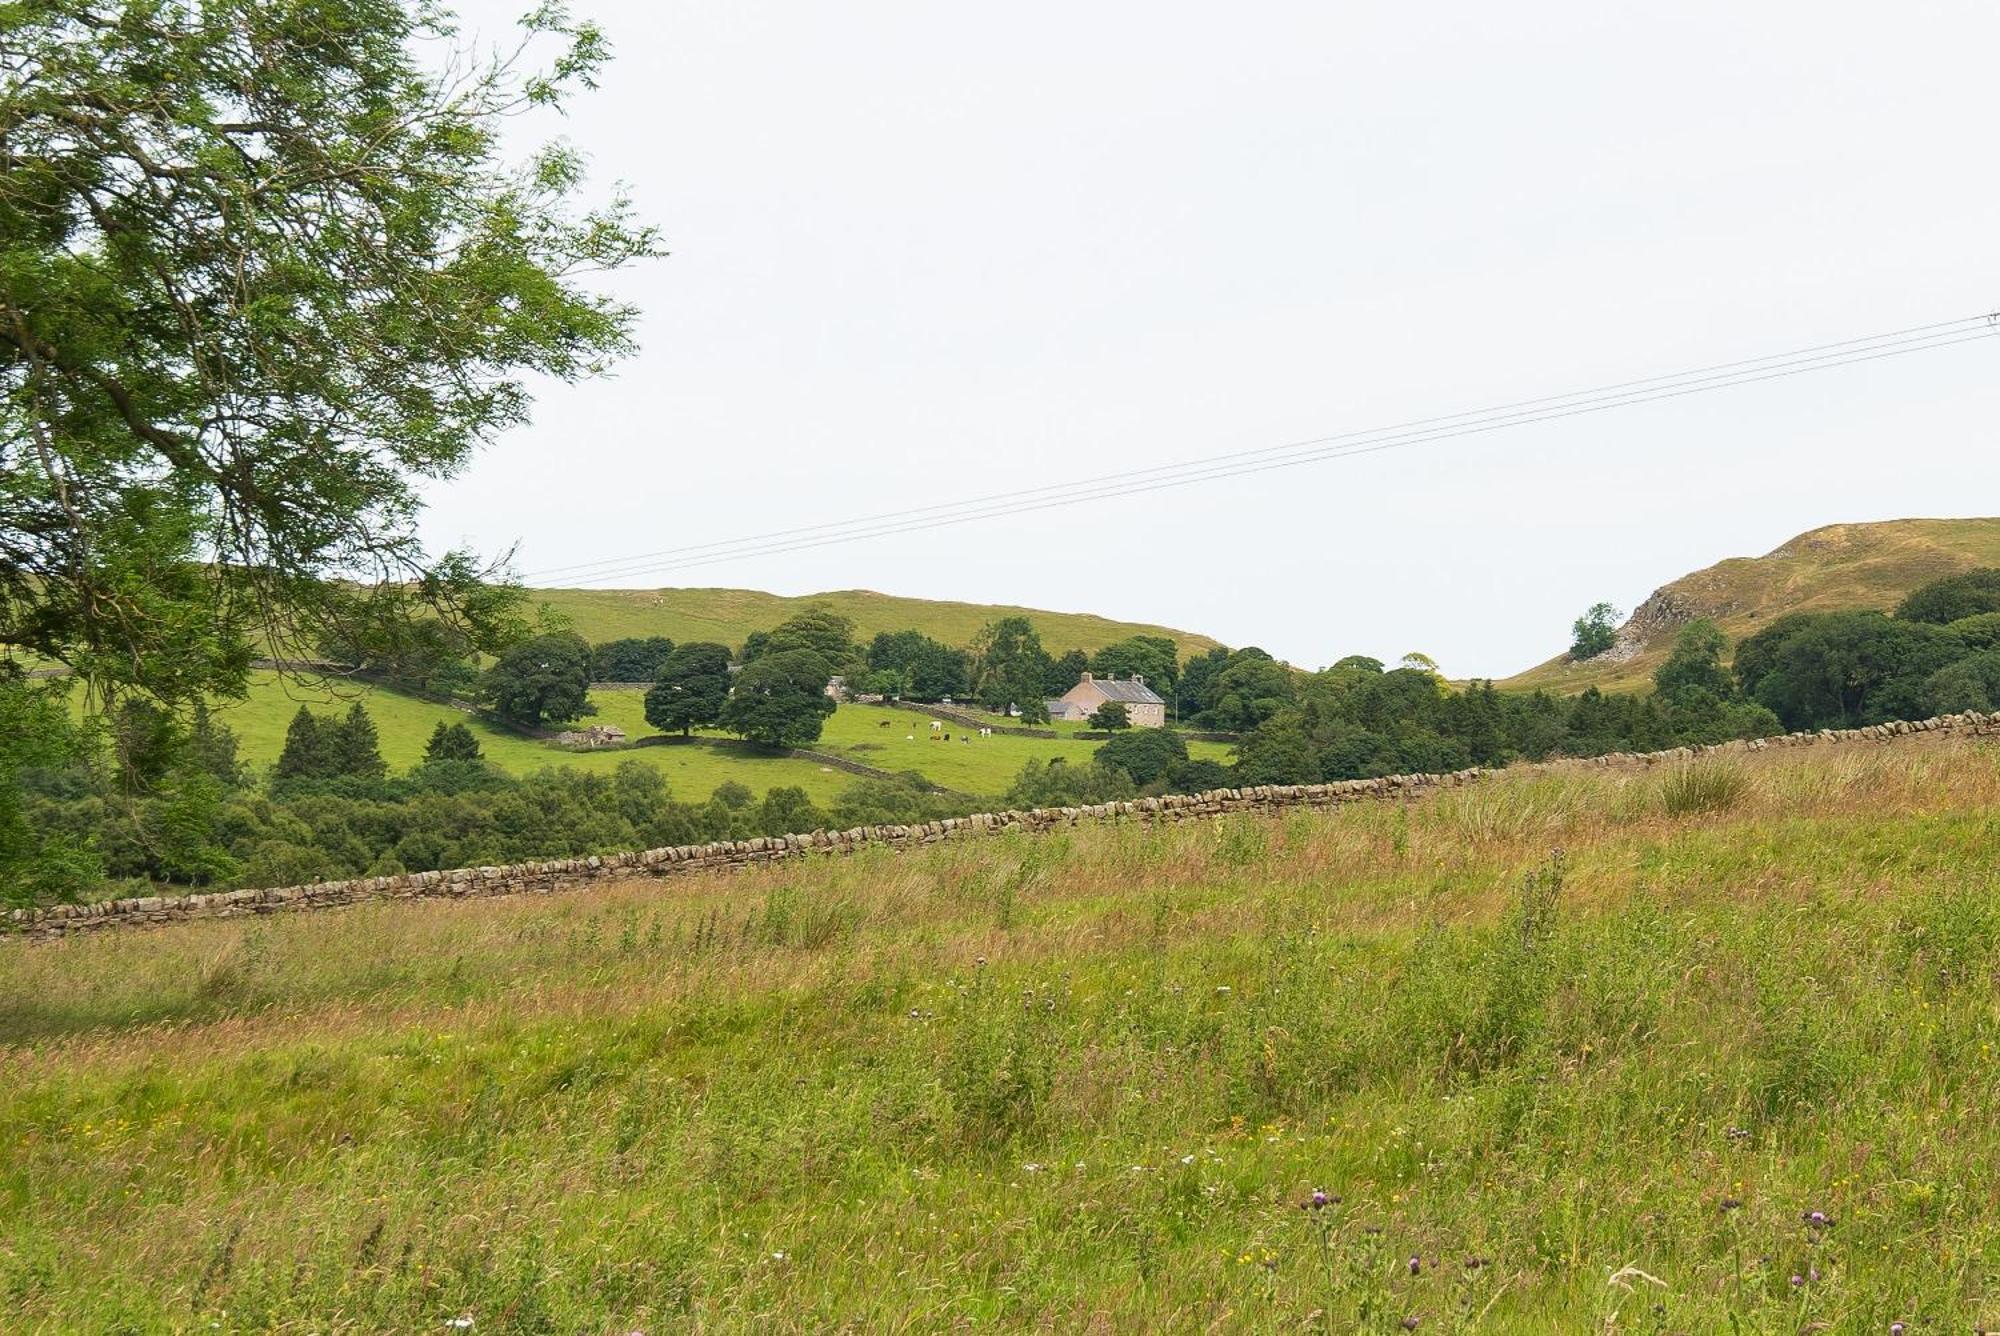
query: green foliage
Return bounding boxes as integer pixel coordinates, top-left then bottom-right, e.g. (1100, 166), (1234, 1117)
(1003, 758), (1136, 808)
(1569, 602), (1621, 660)
(1733, 611), (1968, 729)
(761, 606), (863, 675)
(972, 617), (1056, 721)
(589, 637), (675, 682)
(1094, 728), (1189, 788)
(481, 632), (595, 729)
(0, 1), (656, 709)
(865, 630), (970, 700)
(422, 722), (484, 765)
(1653, 618), (1733, 698)
(756, 786), (827, 836)
(1893, 567), (2000, 624)
(0, 676), (98, 905)
(1087, 700), (1130, 730)
(273, 707), (330, 784)
(644, 642), (732, 736)
(327, 703), (386, 783)
(1197, 648), (1295, 731)
(720, 650), (836, 748)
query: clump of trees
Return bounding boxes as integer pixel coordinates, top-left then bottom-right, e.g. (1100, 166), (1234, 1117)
(481, 633), (595, 729)
(644, 643), (733, 736)
(591, 637), (676, 682)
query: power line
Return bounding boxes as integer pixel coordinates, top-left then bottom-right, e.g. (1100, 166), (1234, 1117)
(527, 312), (2000, 585)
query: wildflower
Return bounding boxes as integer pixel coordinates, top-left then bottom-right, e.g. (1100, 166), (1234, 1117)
(1720, 1198), (1743, 1212)
(446, 1321), (474, 1331)
(1310, 1188), (1332, 1209)
(1181, 1154), (1196, 1165)
(1892, 1323), (1907, 1335)
(771, 1251), (786, 1261)
(1401, 1319), (1421, 1331)
(1803, 1209), (1831, 1227)
(1790, 1274), (1804, 1288)
(1408, 1255), (1422, 1275)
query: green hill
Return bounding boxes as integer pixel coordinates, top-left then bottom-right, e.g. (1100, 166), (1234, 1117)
(532, 586), (1222, 658)
(1502, 517), (2000, 693)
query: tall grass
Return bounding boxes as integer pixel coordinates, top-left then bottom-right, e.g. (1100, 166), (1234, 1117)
(4, 742), (2000, 1330)
(1659, 758), (1751, 816)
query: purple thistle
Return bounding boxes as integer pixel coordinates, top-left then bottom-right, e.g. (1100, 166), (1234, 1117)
(1790, 1274), (1804, 1287)
(1890, 1323), (1905, 1335)
(1408, 1255), (1421, 1275)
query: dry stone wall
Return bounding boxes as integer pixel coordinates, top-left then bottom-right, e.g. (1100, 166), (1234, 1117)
(10, 710), (1999, 944)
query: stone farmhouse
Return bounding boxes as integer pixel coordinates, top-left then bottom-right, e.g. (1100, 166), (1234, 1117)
(1048, 672), (1167, 728)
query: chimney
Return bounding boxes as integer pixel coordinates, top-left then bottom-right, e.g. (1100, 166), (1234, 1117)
(1133, 674), (1145, 686)
(1080, 671), (1093, 684)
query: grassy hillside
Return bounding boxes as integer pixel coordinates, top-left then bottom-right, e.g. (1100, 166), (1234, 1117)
(1504, 517), (2000, 693)
(206, 675), (1227, 804)
(7, 738), (2000, 1327)
(534, 585), (1222, 657)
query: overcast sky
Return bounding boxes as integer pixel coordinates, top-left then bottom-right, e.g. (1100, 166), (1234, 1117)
(424, 1), (2000, 677)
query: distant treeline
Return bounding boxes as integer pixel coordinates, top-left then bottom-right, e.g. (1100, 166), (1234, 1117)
(14, 570), (2000, 906)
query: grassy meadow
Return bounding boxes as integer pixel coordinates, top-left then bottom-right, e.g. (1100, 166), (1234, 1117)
(199, 676), (1209, 806)
(6, 738), (2000, 1329)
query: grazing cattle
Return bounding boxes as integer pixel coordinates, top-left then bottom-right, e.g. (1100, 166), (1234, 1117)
(929, 720), (943, 733)
(878, 719), (892, 728)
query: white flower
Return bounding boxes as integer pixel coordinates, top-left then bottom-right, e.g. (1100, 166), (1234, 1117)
(771, 1251), (786, 1261)
(446, 1320), (474, 1331)
(1180, 1154), (1195, 1165)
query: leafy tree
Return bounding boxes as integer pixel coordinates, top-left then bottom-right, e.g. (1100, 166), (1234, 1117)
(423, 722), (484, 765)
(481, 633), (594, 729)
(1048, 649), (1090, 695)
(1895, 569), (2000, 624)
(971, 617), (1055, 721)
(712, 781), (756, 811)
(187, 703), (244, 787)
(739, 630), (772, 665)
(1653, 619), (1734, 699)
(763, 606), (863, 674)
(1003, 758), (1136, 808)
(1088, 700), (1131, 730)
(1733, 612), (1965, 729)
(1175, 645), (1234, 721)
(645, 642), (733, 736)
(866, 630), (970, 700)
(328, 703), (387, 782)
(274, 707), (332, 783)
(758, 786), (827, 835)
(1920, 651), (2000, 714)
(1199, 648), (1295, 731)
(590, 637), (676, 683)
(1569, 603), (1622, 660)
(1091, 636), (1179, 693)
(1948, 612), (2000, 652)
(1095, 728), (1188, 788)
(1231, 711), (1323, 784)
(0, 2), (656, 712)
(0, 676), (98, 905)
(721, 650), (836, 748)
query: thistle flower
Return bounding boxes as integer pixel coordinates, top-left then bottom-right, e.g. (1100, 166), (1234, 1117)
(1408, 1255), (1422, 1275)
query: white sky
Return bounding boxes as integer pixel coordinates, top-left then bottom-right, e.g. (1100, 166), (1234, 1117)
(423, 1), (2000, 677)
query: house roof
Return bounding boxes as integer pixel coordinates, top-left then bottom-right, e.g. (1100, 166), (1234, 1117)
(1085, 677), (1164, 705)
